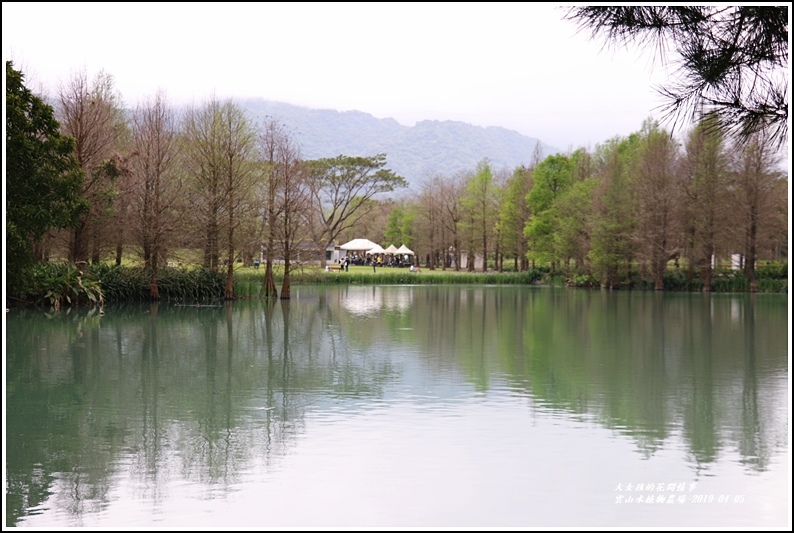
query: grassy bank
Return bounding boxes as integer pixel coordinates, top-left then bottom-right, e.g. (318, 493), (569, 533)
(7, 261), (788, 309)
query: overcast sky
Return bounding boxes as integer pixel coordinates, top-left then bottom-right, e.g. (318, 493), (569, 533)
(4, 2), (682, 151)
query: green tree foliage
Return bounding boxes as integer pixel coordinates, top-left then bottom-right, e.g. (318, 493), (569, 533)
(548, 148), (597, 274)
(588, 136), (639, 287)
(499, 165), (533, 272)
(565, 6), (788, 149)
(5, 61), (87, 296)
(305, 153), (408, 265)
(384, 203), (415, 248)
(551, 178), (598, 275)
(461, 159), (498, 271)
(524, 154), (574, 267)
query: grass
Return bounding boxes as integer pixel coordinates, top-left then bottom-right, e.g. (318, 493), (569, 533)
(13, 255), (786, 310)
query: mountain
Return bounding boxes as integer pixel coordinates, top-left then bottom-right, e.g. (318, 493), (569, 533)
(237, 98), (561, 191)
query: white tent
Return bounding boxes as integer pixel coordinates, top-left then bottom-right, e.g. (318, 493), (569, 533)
(339, 238), (378, 251)
(366, 244), (387, 254)
(397, 244), (414, 255)
(385, 244), (399, 254)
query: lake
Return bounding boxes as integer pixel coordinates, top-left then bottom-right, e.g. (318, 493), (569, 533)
(4, 285), (790, 528)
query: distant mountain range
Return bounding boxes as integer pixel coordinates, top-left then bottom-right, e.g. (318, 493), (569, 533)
(237, 98), (561, 192)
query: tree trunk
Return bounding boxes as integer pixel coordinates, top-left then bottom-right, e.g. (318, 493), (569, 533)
(701, 253), (713, 292)
(91, 221), (102, 264)
(263, 261), (278, 299)
(70, 222), (90, 264)
(150, 263), (160, 300)
(280, 257), (291, 300)
(654, 259), (664, 290)
(745, 208), (758, 292)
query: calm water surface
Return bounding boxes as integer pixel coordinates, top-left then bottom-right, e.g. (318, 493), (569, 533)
(4, 286), (790, 528)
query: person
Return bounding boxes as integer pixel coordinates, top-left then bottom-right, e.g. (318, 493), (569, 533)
(373, 260), (376, 273)
(344, 257), (349, 272)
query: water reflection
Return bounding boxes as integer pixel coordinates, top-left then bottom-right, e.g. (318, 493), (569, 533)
(5, 287), (789, 527)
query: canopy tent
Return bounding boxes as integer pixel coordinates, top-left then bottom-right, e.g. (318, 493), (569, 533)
(385, 244), (399, 254)
(396, 244), (414, 255)
(366, 244), (387, 254)
(339, 238), (378, 252)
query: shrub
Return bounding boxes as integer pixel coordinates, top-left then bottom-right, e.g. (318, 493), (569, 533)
(755, 261), (788, 280)
(19, 262), (104, 309)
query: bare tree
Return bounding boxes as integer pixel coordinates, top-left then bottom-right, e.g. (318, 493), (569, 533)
(416, 176), (444, 270)
(438, 172), (466, 271)
(276, 136), (309, 300)
(257, 118), (290, 299)
(183, 97), (225, 272)
(219, 102), (257, 299)
(183, 96), (257, 298)
(128, 91), (181, 299)
(57, 68), (126, 264)
(680, 115), (731, 291)
(110, 166), (135, 266)
(727, 132), (788, 291)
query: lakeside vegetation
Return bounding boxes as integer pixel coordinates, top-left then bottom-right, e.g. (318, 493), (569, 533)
(10, 258), (787, 311)
(6, 51), (788, 309)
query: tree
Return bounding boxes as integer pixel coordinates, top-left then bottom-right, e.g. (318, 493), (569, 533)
(257, 118), (291, 299)
(727, 131), (788, 291)
(525, 153), (575, 269)
(438, 173), (465, 270)
(543, 148), (596, 276)
(680, 115), (731, 291)
(499, 164), (534, 273)
(183, 97), (257, 297)
(247, 116), (310, 302)
(56, 68), (127, 264)
(218, 102), (257, 299)
(565, 6), (788, 149)
(270, 124), (308, 300)
(631, 120), (684, 290)
(551, 177), (597, 277)
(461, 159), (499, 272)
(384, 202), (413, 250)
(305, 153), (407, 267)
(5, 61), (87, 296)
(183, 97), (225, 272)
(417, 176), (444, 270)
(128, 91), (182, 299)
(588, 136), (638, 288)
